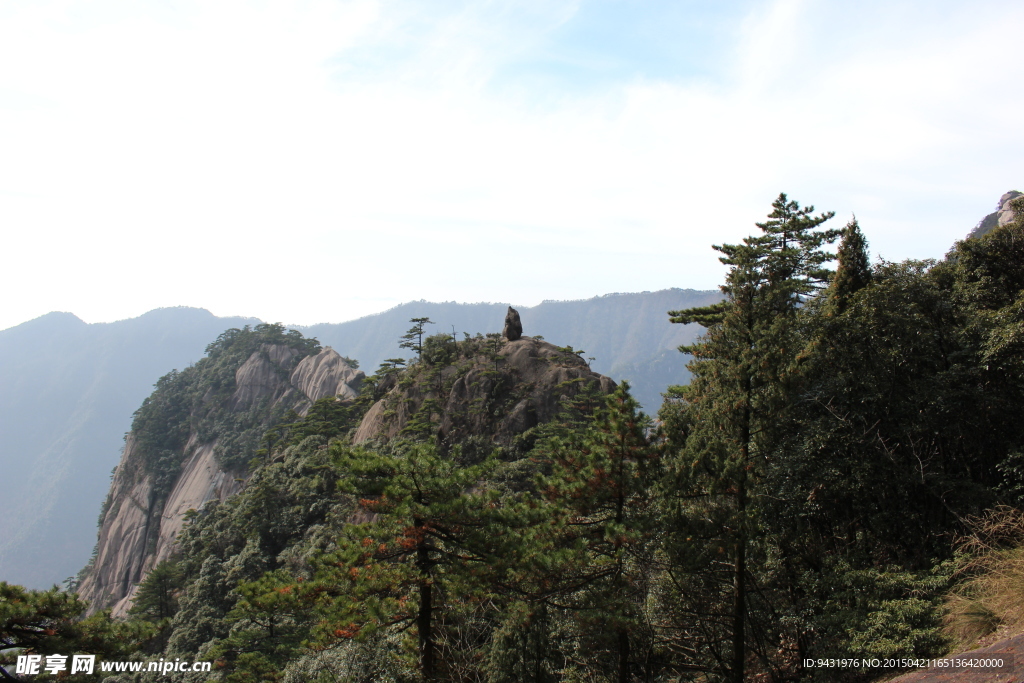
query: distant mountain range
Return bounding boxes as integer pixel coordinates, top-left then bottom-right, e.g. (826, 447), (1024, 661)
(296, 290), (721, 411)
(0, 289), (717, 589)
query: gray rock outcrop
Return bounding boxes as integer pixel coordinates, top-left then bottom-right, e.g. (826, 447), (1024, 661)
(77, 345), (362, 616)
(502, 306), (523, 341)
(352, 336), (615, 446)
(291, 347), (363, 402)
(969, 190), (1022, 239)
(231, 344), (301, 409)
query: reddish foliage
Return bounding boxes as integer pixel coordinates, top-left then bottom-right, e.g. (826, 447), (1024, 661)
(332, 624), (361, 639)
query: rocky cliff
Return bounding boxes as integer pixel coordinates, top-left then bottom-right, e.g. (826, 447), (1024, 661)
(0, 292), (713, 589)
(969, 190), (1022, 238)
(77, 321), (618, 616)
(0, 307), (263, 590)
(353, 334), (616, 449)
(77, 329), (362, 616)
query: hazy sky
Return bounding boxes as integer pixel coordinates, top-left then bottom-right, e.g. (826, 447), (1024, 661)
(2, 0), (1021, 331)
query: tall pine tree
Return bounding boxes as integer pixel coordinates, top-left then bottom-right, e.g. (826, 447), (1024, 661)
(664, 193), (840, 682)
(828, 217), (871, 312)
(300, 441), (500, 681)
(529, 383), (660, 682)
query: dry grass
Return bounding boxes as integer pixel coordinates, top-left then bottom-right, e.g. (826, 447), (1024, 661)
(942, 506), (1024, 651)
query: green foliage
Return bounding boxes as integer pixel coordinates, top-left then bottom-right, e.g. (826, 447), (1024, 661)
(524, 383), (661, 681)
(0, 583), (156, 680)
(796, 560), (951, 672)
(400, 317), (435, 361)
(298, 440), (501, 679)
(554, 344), (585, 359)
(90, 198), (1024, 681)
(848, 597), (946, 661)
(129, 369), (193, 501)
(207, 570), (312, 683)
(485, 603), (561, 683)
(764, 258), (1000, 570)
(660, 193), (1024, 680)
(126, 324), (323, 500)
(128, 558), (184, 622)
(662, 193), (841, 682)
(257, 397), (363, 464)
(422, 332), (457, 367)
(828, 217), (872, 310)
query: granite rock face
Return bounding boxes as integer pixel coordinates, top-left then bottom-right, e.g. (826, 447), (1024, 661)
(352, 336), (615, 447)
(77, 345), (362, 616)
(969, 190), (1022, 239)
(291, 347), (363, 402)
(231, 344), (301, 409)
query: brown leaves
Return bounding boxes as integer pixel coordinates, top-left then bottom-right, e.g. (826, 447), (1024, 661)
(332, 624), (361, 639)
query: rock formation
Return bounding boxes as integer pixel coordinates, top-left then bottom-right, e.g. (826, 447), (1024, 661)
(352, 335), (615, 448)
(502, 306), (523, 341)
(77, 345), (363, 616)
(290, 348), (363, 402)
(969, 190), (1022, 239)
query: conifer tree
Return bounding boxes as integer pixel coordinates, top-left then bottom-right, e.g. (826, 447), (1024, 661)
(128, 558), (184, 621)
(0, 583), (155, 678)
(828, 217), (871, 311)
(302, 441), (500, 681)
(523, 383), (660, 682)
(401, 318), (435, 361)
(664, 193), (840, 682)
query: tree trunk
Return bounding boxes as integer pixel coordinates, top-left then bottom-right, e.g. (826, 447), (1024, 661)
(732, 477), (746, 683)
(732, 373), (751, 683)
(418, 577), (434, 679)
(618, 626), (630, 683)
(416, 516), (435, 680)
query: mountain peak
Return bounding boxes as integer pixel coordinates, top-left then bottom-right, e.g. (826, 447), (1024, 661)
(970, 190), (1022, 239)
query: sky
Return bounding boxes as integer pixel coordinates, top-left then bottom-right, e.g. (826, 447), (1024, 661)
(1, 0), (1022, 331)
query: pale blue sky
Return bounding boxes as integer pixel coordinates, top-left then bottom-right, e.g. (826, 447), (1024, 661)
(1, 0), (1021, 330)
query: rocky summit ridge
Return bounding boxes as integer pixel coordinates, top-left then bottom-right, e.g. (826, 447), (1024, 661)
(76, 315), (620, 617)
(77, 340), (363, 616)
(969, 190), (1022, 239)
(0, 291), (714, 591)
(353, 335), (616, 448)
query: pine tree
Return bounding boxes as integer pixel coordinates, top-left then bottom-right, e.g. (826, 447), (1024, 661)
(828, 217), (871, 311)
(128, 558), (184, 621)
(664, 193), (839, 682)
(523, 383), (660, 682)
(207, 569), (311, 682)
(0, 583), (155, 678)
(302, 441), (500, 681)
(401, 318), (435, 361)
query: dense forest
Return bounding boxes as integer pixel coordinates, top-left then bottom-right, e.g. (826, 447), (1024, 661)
(3, 192), (1024, 682)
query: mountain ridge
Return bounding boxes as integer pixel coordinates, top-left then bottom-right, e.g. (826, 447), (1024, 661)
(0, 289), (716, 589)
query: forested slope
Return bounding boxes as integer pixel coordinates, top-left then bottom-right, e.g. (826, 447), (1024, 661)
(75, 325), (364, 618)
(0, 290), (711, 590)
(0, 308), (260, 589)
(4, 192), (1024, 683)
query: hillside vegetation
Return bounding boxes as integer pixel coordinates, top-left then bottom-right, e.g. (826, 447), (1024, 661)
(3, 192), (1024, 682)
(0, 290), (712, 590)
(0, 308), (262, 589)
